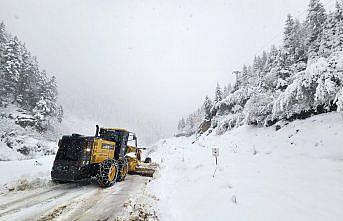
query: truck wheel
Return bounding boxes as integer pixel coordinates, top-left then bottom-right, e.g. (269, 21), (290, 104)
(96, 159), (118, 187)
(116, 158), (128, 182)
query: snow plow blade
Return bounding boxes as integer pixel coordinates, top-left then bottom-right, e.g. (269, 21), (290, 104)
(130, 163), (158, 177)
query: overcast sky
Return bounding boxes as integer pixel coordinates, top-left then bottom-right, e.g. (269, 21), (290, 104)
(0, 0), (335, 144)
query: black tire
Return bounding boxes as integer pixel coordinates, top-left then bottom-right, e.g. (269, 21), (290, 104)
(116, 158), (129, 182)
(144, 157), (152, 163)
(96, 159), (118, 187)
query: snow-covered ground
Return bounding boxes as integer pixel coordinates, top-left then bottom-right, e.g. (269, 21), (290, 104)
(0, 155), (55, 193)
(149, 112), (343, 221)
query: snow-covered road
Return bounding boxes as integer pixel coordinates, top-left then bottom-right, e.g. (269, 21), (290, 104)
(0, 158), (149, 221)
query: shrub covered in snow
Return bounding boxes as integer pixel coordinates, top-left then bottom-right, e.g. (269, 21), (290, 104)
(244, 92), (274, 126)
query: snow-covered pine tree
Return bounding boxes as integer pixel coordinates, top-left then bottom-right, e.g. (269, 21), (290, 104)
(0, 22), (9, 105)
(261, 51), (268, 73)
(319, 1), (343, 57)
(305, 0), (327, 58)
(33, 74), (59, 130)
(57, 104), (64, 123)
(2, 36), (22, 102)
(283, 14), (296, 67)
(15, 43), (35, 107)
(214, 83), (223, 103)
(223, 85), (228, 98)
(203, 96), (213, 120)
(292, 19), (308, 66)
(223, 83), (232, 97)
(252, 56), (264, 86)
(186, 114), (195, 131)
(177, 118), (186, 131)
(264, 46), (289, 91)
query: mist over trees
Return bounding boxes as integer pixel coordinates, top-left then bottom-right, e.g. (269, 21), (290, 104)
(0, 22), (63, 131)
(178, 0), (343, 136)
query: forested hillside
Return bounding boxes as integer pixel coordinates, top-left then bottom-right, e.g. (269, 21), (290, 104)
(178, 0), (343, 136)
(0, 22), (63, 160)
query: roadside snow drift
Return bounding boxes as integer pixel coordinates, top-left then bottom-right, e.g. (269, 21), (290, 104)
(0, 156), (55, 193)
(150, 112), (343, 221)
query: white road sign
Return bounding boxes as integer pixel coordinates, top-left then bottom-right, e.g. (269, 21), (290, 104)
(212, 148), (219, 157)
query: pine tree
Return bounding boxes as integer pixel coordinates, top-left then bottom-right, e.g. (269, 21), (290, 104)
(203, 96), (213, 120)
(305, 0), (327, 57)
(15, 43), (34, 106)
(253, 55), (263, 73)
(253, 56), (264, 86)
(240, 65), (249, 86)
(332, 0), (343, 52)
(177, 118), (186, 131)
(0, 22), (9, 104)
(319, 1), (343, 57)
(33, 74), (59, 130)
(261, 51), (268, 71)
(265, 45), (279, 73)
(223, 83), (232, 97)
(177, 119), (182, 131)
(283, 14), (296, 66)
(214, 83), (223, 103)
(186, 115), (195, 129)
(2, 36), (23, 101)
(292, 19), (307, 64)
(0, 22), (7, 58)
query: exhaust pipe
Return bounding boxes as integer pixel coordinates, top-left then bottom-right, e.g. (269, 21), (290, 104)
(95, 125), (99, 137)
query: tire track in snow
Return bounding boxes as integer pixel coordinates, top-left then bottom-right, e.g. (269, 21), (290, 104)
(0, 183), (94, 221)
(0, 183), (77, 210)
(37, 188), (105, 221)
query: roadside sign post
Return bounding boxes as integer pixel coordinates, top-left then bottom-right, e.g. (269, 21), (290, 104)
(212, 147), (219, 165)
(212, 147), (219, 178)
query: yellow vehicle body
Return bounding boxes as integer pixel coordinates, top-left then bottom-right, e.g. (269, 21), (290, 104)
(126, 145), (156, 177)
(90, 139), (116, 164)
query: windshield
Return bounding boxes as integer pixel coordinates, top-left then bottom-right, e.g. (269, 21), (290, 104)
(99, 129), (122, 143)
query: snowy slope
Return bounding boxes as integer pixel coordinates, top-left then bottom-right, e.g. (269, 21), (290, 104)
(0, 106), (98, 161)
(149, 112), (343, 221)
(0, 105), (58, 161)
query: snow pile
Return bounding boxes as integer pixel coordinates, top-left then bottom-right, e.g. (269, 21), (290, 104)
(3, 177), (51, 193)
(115, 179), (160, 221)
(150, 112), (343, 221)
(0, 155), (55, 193)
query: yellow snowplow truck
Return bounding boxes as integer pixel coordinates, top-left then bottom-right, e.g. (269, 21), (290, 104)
(51, 126), (155, 187)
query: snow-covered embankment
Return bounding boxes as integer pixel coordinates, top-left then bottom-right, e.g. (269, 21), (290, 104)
(149, 112), (343, 221)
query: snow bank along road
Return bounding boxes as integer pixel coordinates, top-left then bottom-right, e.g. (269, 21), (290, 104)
(149, 112), (343, 221)
(0, 156), (150, 221)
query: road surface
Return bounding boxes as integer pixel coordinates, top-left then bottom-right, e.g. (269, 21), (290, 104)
(0, 175), (149, 221)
